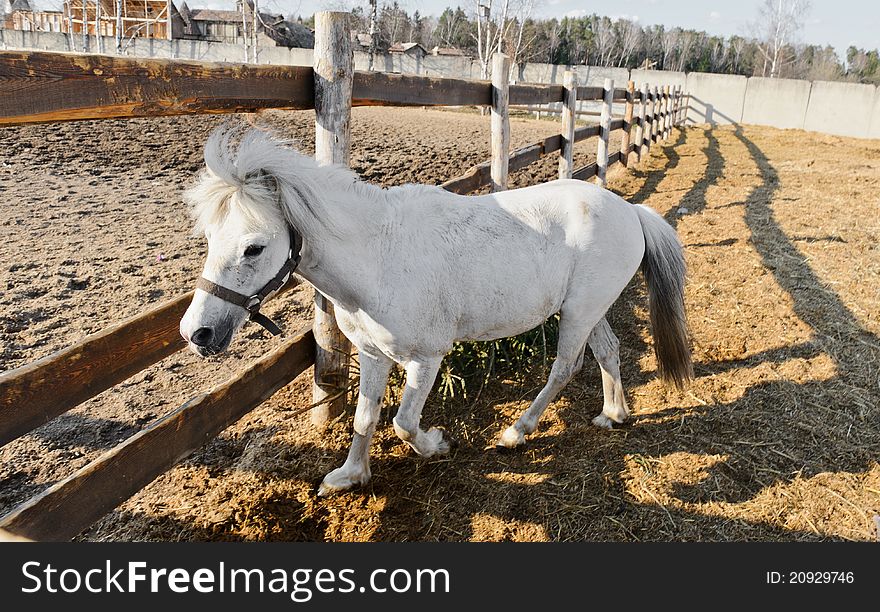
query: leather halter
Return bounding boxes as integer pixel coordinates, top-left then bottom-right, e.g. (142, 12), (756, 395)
(195, 226), (302, 336)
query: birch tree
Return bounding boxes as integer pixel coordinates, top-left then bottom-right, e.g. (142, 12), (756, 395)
(756, 0), (810, 77)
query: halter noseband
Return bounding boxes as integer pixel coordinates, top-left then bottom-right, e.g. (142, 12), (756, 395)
(195, 225), (302, 336)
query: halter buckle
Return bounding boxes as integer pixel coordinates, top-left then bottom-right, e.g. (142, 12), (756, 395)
(245, 296), (261, 312)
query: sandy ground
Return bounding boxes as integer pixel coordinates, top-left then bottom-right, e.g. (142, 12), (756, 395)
(0, 107), (877, 541)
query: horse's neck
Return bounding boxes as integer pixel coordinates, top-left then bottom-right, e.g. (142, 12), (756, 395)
(293, 169), (384, 310)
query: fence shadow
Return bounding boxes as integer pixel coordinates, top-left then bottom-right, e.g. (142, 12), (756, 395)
(627, 128), (686, 204)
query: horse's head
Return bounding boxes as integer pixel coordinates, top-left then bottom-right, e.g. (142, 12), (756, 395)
(180, 128), (298, 357)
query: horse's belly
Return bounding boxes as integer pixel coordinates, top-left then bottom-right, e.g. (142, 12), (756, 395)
(455, 287), (563, 342)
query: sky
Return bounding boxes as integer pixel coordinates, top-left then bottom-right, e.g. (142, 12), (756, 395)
(31, 0), (880, 59)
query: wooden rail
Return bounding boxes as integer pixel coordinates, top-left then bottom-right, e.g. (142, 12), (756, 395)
(353, 71), (491, 107)
(0, 51), (590, 126)
(0, 282), (298, 448)
(0, 51), (315, 126)
(0, 293), (190, 448)
(0, 326), (315, 541)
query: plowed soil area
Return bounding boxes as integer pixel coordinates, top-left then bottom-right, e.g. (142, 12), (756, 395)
(1, 107), (878, 541)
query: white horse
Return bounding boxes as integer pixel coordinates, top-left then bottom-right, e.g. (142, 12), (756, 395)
(180, 127), (692, 495)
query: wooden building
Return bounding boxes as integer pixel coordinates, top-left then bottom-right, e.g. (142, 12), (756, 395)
(60, 0), (185, 41)
(2, 0), (63, 32)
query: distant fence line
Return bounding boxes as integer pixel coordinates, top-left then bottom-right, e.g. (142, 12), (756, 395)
(1, 28), (878, 139)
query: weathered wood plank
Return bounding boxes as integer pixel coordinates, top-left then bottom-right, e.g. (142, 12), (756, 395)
(312, 11), (352, 425)
(574, 124), (601, 142)
(541, 133), (564, 154)
(509, 143), (543, 173)
(637, 83), (649, 162)
(442, 130), (566, 194)
(0, 327), (316, 542)
(440, 162), (491, 194)
(559, 70), (577, 179)
(597, 78), (614, 187)
(0, 293), (190, 448)
(651, 85), (660, 143)
(612, 87), (629, 101)
(491, 53), (511, 192)
(662, 85), (671, 140)
(509, 83), (564, 106)
(352, 71), (492, 107)
(0, 50), (314, 126)
(576, 85), (604, 101)
(609, 118), (625, 131)
(620, 80), (635, 167)
(573, 162), (598, 181)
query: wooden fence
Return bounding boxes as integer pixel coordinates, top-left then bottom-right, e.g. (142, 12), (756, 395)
(0, 11), (687, 541)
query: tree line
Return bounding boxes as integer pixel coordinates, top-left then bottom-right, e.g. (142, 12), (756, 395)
(300, 2), (880, 85)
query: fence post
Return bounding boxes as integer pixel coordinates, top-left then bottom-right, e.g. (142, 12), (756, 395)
(678, 89), (684, 125)
(312, 11), (353, 426)
(637, 83), (648, 163)
(596, 77), (613, 187)
(673, 86), (679, 129)
(620, 80), (635, 168)
(676, 86), (683, 126)
(665, 85), (673, 139)
(559, 70), (577, 179)
(651, 86), (660, 143)
(659, 85), (666, 140)
(645, 86), (654, 156)
(683, 92), (690, 126)
(671, 85), (678, 130)
(491, 53), (511, 191)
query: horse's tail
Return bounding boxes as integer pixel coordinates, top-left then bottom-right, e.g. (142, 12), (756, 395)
(634, 204), (693, 389)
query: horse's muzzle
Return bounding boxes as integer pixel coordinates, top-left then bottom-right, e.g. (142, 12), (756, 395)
(185, 324), (234, 357)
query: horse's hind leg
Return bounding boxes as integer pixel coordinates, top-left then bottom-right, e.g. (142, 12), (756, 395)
(497, 311), (595, 448)
(588, 318), (630, 429)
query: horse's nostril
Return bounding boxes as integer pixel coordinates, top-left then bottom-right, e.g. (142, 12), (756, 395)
(190, 327), (214, 347)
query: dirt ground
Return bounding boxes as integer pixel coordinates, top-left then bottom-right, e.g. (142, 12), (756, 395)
(1, 107), (877, 541)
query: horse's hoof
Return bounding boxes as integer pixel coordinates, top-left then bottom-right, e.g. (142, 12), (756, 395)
(496, 425), (525, 449)
(591, 414), (616, 430)
(424, 427), (451, 456)
(317, 465), (370, 496)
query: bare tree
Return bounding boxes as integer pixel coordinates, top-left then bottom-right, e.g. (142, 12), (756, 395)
(676, 30), (699, 71)
(660, 28), (680, 70)
(510, 0), (539, 67)
(593, 16), (616, 66)
(616, 19), (641, 67)
(730, 36), (746, 73)
(756, 0), (811, 78)
(472, 0), (513, 79)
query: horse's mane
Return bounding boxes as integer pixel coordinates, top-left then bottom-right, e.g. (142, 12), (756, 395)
(185, 125), (363, 238)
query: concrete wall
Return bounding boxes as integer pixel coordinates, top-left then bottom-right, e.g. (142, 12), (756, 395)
(741, 77), (812, 130)
(803, 81), (876, 138)
(685, 72), (747, 125)
(869, 88), (880, 139)
(3, 28), (880, 139)
(517, 62), (627, 87)
(631, 69), (686, 91)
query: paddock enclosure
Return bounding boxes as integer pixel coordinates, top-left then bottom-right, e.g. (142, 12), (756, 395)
(1, 13), (878, 542)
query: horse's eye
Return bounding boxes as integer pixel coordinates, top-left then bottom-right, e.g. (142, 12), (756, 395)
(244, 244), (265, 257)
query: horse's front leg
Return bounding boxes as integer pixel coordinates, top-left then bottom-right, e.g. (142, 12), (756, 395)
(392, 357), (450, 457)
(318, 352), (392, 496)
